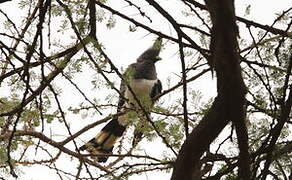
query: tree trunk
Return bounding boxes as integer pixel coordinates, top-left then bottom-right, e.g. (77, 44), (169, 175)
(170, 0), (250, 179)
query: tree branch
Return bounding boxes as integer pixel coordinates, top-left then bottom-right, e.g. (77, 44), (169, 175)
(183, 0), (292, 37)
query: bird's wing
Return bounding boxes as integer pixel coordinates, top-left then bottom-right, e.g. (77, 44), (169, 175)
(150, 79), (162, 100)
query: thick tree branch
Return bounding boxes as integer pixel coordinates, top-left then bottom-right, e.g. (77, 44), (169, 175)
(171, 0), (250, 179)
(171, 97), (230, 180)
(88, 0), (96, 39)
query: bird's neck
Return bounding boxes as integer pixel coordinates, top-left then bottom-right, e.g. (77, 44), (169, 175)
(134, 62), (157, 80)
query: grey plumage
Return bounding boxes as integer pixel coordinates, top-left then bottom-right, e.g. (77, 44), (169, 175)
(137, 37), (162, 63)
(80, 37), (163, 162)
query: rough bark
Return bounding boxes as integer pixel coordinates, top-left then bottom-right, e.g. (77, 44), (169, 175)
(171, 0), (250, 179)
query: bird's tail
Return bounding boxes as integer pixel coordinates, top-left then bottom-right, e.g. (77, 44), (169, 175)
(79, 118), (126, 163)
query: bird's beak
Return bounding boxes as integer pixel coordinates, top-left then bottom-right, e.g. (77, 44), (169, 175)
(155, 56), (162, 62)
(152, 37), (163, 52)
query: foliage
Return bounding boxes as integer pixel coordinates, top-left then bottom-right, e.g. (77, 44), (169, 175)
(0, 0), (291, 179)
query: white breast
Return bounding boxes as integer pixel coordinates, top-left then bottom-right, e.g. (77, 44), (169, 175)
(118, 79), (157, 126)
(125, 79), (157, 107)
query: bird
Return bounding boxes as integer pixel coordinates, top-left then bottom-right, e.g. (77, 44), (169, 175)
(80, 37), (163, 162)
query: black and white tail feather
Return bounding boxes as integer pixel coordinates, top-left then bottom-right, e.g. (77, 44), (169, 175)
(79, 37), (163, 162)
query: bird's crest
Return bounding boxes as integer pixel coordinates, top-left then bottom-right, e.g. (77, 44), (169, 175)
(137, 37), (163, 62)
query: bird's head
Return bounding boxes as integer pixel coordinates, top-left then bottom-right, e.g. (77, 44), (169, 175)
(137, 37), (163, 63)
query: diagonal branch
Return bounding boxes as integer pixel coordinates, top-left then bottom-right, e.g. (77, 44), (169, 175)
(95, 1), (209, 55)
(0, 130), (116, 177)
(0, 40), (85, 117)
(260, 51), (292, 179)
